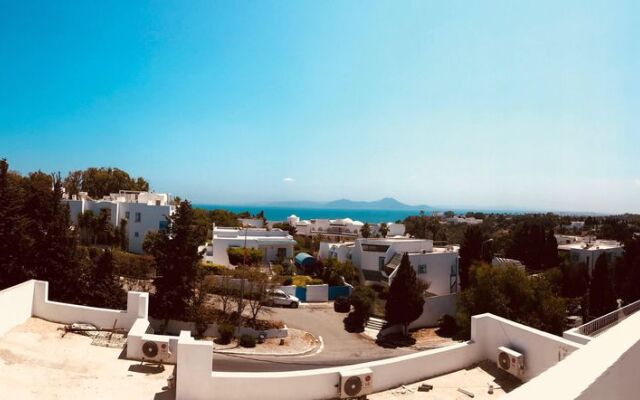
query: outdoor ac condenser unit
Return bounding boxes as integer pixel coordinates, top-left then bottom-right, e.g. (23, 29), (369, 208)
(339, 368), (373, 398)
(141, 338), (171, 362)
(497, 346), (524, 378)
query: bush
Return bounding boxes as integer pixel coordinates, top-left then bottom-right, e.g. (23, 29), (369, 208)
(111, 250), (156, 278)
(199, 263), (228, 275)
(281, 276), (293, 286)
(309, 278), (324, 285)
(437, 314), (458, 336)
(351, 286), (375, 316)
(217, 323), (235, 344)
(227, 247), (263, 266)
(292, 275), (312, 287)
(239, 334), (257, 348)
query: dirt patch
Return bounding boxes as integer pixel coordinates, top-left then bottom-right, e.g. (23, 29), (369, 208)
(209, 328), (319, 355)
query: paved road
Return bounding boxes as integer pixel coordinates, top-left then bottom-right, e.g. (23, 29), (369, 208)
(212, 305), (414, 372)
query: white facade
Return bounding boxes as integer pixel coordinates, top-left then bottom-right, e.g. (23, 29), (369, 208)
(203, 225), (296, 267)
(238, 218), (265, 228)
(271, 214), (405, 240)
(64, 190), (174, 253)
(556, 235), (624, 274)
(446, 216), (483, 225)
(320, 237), (459, 296)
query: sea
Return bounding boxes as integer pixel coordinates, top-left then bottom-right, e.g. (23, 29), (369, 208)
(193, 204), (428, 223)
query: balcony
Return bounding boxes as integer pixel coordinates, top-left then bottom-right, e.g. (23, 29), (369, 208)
(564, 299), (640, 343)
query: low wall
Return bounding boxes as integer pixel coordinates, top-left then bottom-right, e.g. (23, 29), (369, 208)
(306, 284), (329, 302)
(177, 336), (482, 400)
(471, 313), (582, 381)
(380, 293), (458, 337)
(32, 280), (148, 330)
(0, 280), (36, 336)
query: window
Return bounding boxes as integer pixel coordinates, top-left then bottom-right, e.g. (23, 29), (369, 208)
(378, 257), (385, 271)
(418, 264), (427, 274)
(134, 232), (139, 238)
(277, 248), (287, 259)
(125, 211), (130, 220)
(362, 244), (390, 252)
(135, 212), (141, 223)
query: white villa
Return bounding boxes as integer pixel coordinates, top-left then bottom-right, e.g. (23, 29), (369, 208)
(202, 225), (296, 267)
(63, 190), (174, 253)
(275, 214), (405, 240)
(556, 235), (624, 274)
(319, 237), (459, 296)
(445, 216), (483, 225)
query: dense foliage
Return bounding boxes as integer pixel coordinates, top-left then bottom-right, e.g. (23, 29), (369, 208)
(457, 263), (566, 335)
(0, 159), (126, 308)
(63, 167), (149, 198)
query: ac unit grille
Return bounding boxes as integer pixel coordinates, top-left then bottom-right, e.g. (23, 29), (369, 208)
(499, 351), (511, 370)
(142, 341), (159, 358)
(344, 376), (363, 397)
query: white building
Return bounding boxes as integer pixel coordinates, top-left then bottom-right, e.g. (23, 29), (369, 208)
(202, 225), (296, 267)
(445, 216), (483, 225)
(273, 214), (405, 240)
(555, 235), (624, 274)
(64, 190), (174, 254)
(319, 237), (459, 296)
(238, 218), (265, 228)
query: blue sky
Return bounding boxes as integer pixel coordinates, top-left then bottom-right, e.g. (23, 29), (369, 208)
(1, 1), (638, 213)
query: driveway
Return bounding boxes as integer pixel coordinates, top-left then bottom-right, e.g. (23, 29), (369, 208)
(212, 304), (415, 372)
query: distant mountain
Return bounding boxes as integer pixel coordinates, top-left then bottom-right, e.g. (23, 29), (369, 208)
(265, 197), (432, 211)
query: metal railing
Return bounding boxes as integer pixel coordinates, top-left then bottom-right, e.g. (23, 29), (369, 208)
(578, 299), (640, 337)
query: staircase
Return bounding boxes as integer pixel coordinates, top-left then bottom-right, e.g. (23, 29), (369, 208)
(366, 317), (387, 331)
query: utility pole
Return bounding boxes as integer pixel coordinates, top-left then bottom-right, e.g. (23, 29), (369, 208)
(236, 225), (249, 333)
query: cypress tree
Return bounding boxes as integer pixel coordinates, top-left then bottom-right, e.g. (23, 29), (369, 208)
(589, 254), (617, 317)
(385, 253), (425, 336)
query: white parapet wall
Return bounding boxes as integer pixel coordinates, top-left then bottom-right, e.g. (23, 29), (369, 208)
(175, 313), (586, 400)
(0, 280), (36, 336)
(305, 284), (329, 302)
(471, 313), (582, 381)
(32, 280), (148, 330)
(177, 335), (482, 400)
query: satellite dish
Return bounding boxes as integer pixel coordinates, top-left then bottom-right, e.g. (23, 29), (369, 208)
(344, 376), (363, 397)
(499, 351), (511, 370)
(142, 341), (159, 358)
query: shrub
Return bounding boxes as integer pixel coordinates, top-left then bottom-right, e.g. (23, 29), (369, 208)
(281, 276), (293, 286)
(239, 334), (257, 348)
(292, 275), (312, 287)
(309, 278), (324, 285)
(217, 323), (235, 344)
(437, 314), (458, 336)
(199, 263), (228, 275)
(351, 286), (375, 317)
(227, 247), (263, 266)
(112, 250), (156, 278)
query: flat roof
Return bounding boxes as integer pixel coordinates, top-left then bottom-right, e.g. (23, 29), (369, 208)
(0, 318), (174, 400)
(369, 361), (521, 399)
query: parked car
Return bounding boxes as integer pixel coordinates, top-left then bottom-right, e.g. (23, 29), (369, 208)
(334, 296), (351, 313)
(264, 289), (300, 308)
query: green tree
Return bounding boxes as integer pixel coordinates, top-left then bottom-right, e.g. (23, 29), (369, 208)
(379, 223), (389, 238)
(150, 201), (203, 320)
(0, 159), (29, 288)
(616, 238), (640, 303)
(385, 253), (425, 336)
(72, 167), (149, 198)
(589, 254), (617, 317)
(542, 229), (559, 269)
(457, 263), (566, 336)
(273, 222), (296, 236)
(360, 223), (371, 238)
(88, 249), (127, 309)
(458, 225), (485, 290)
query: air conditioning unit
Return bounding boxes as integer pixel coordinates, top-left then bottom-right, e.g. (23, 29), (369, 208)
(339, 368), (373, 398)
(497, 346), (524, 378)
(141, 338), (171, 362)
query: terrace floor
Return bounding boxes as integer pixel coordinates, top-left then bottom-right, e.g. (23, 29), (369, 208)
(369, 361), (522, 400)
(0, 318), (174, 400)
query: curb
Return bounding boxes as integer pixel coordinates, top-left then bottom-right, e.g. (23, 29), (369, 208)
(212, 333), (323, 357)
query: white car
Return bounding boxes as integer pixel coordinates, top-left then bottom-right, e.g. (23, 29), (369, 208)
(265, 289), (300, 308)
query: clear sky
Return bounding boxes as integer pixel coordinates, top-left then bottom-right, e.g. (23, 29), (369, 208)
(1, 1), (638, 213)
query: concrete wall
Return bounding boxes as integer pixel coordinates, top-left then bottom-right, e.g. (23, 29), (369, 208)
(306, 284), (329, 302)
(177, 335), (482, 400)
(32, 280), (148, 330)
(471, 313), (581, 381)
(410, 293), (457, 329)
(0, 280), (36, 336)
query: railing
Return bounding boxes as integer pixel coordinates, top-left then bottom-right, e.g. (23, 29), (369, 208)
(578, 299), (640, 337)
